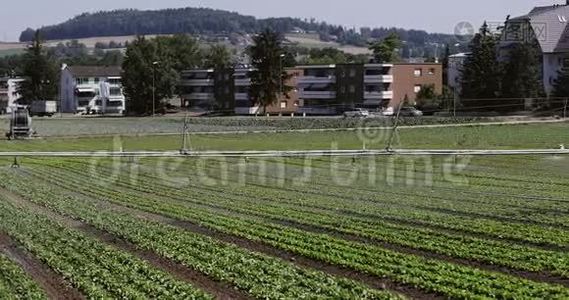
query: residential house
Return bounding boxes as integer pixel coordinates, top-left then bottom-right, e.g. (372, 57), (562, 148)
(447, 53), (469, 95)
(504, 3), (569, 96)
(60, 65), (126, 114)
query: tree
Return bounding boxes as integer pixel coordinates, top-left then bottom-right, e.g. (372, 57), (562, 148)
(122, 36), (175, 115)
(416, 84), (437, 101)
(460, 22), (502, 106)
(415, 84), (442, 112)
(305, 47), (348, 64)
(122, 35), (202, 115)
(501, 40), (543, 99)
(204, 44), (233, 69)
(248, 29), (292, 114)
(156, 34), (202, 71)
(553, 68), (569, 98)
(98, 51), (124, 66)
(442, 44), (450, 87)
(368, 32), (401, 63)
(17, 30), (58, 104)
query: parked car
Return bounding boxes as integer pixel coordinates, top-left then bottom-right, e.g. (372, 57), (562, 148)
(343, 108), (370, 118)
(381, 106), (423, 117)
(398, 107), (423, 117)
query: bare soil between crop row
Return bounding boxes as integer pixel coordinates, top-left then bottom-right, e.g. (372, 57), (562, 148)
(0, 185), (250, 300)
(0, 232), (84, 300)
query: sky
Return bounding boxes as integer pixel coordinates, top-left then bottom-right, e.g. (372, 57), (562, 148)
(0, 0), (565, 42)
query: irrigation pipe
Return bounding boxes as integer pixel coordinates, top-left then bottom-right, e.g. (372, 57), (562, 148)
(1, 149), (568, 158)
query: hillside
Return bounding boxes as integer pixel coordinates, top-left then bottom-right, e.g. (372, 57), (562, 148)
(19, 7), (457, 51)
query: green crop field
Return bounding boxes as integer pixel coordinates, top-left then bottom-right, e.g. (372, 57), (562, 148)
(0, 122), (568, 299)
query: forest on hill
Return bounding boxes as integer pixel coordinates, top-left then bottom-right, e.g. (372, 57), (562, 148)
(19, 7), (457, 52)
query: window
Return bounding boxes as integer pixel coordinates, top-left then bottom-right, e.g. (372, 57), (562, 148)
(414, 85), (422, 93)
(108, 78), (121, 85)
(224, 74), (230, 80)
(414, 69), (422, 77)
(340, 86), (346, 93)
(108, 101), (122, 107)
(109, 87), (122, 96)
(280, 101), (287, 109)
(428, 68), (436, 75)
(294, 101), (299, 107)
(349, 68), (356, 77)
(94, 77), (100, 84)
(349, 85), (356, 93)
(76, 77), (88, 85)
(225, 87), (230, 94)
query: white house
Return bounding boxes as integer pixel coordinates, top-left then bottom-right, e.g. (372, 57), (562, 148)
(505, 4), (569, 96)
(447, 53), (469, 95)
(0, 77), (24, 114)
(60, 65), (126, 114)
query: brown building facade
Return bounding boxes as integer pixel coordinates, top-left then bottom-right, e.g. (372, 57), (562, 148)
(180, 63), (442, 115)
(391, 63), (443, 108)
(266, 68), (302, 115)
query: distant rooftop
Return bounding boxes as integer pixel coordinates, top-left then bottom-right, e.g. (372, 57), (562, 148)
(509, 4), (569, 53)
(65, 65), (122, 77)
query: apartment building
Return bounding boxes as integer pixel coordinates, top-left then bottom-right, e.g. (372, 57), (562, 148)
(297, 63), (441, 114)
(179, 69), (216, 110)
(391, 63), (443, 107)
(60, 65), (126, 114)
(180, 67), (301, 115)
(0, 77), (23, 114)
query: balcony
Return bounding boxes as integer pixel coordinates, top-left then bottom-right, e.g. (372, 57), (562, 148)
(76, 84), (98, 91)
(235, 93), (250, 100)
(235, 78), (252, 86)
(179, 79), (215, 86)
(183, 93), (215, 100)
(298, 76), (336, 84)
(299, 91), (336, 99)
(364, 91), (393, 99)
(364, 75), (393, 83)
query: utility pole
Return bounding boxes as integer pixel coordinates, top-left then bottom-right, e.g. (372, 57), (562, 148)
(564, 98), (568, 119)
(453, 88), (458, 117)
(279, 54), (285, 95)
(152, 61), (160, 117)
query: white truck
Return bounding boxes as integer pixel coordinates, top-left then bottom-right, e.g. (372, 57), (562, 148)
(30, 100), (57, 117)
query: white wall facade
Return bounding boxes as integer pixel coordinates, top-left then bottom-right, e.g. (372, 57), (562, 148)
(60, 67), (126, 114)
(543, 53), (569, 96)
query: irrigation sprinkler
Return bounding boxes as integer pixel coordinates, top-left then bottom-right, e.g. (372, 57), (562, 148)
(386, 101), (404, 152)
(11, 156), (20, 168)
(180, 114), (192, 154)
